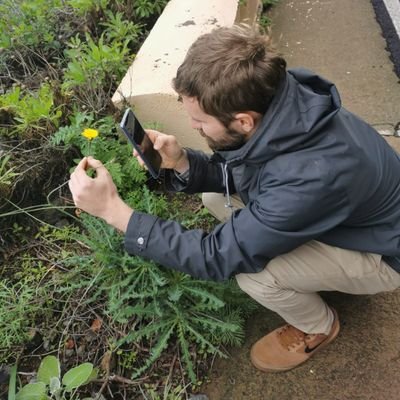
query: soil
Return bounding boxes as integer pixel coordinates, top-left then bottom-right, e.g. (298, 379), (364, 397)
(202, 291), (400, 400)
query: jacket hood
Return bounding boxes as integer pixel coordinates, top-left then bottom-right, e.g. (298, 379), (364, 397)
(219, 68), (341, 166)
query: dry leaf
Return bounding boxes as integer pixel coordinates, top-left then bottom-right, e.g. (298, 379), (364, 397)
(100, 350), (112, 373)
(90, 318), (102, 332)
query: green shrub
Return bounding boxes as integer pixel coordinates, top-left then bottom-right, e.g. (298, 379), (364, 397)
(0, 0), (63, 52)
(133, 0), (168, 19)
(67, 0), (109, 15)
(101, 10), (143, 43)
(0, 0), (85, 86)
(62, 33), (131, 113)
(0, 84), (62, 138)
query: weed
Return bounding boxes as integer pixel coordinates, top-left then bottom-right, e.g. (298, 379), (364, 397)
(13, 355), (97, 400)
(62, 33), (131, 113)
(0, 0), (63, 52)
(0, 0), (84, 87)
(259, 14), (273, 29)
(117, 349), (138, 370)
(0, 84), (62, 138)
(56, 214), (257, 383)
(133, 0), (168, 19)
(50, 110), (148, 197)
(0, 280), (43, 362)
(67, 0), (109, 15)
(101, 10), (143, 43)
(259, 0), (279, 29)
(0, 154), (20, 190)
(139, 382), (189, 400)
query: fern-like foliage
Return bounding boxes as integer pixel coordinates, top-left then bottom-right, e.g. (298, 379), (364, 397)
(50, 111), (149, 198)
(50, 109), (257, 382)
(57, 213), (257, 383)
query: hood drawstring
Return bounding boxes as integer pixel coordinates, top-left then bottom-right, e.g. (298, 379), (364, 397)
(222, 163), (233, 210)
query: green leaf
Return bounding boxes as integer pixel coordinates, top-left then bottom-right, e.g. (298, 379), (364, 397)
(37, 355), (60, 384)
(15, 382), (47, 400)
(8, 364), (17, 400)
(168, 286), (183, 302)
(62, 363), (93, 392)
(82, 367), (98, 385)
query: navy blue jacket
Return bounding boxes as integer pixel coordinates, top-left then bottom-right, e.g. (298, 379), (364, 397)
(125, 69), (400, 281)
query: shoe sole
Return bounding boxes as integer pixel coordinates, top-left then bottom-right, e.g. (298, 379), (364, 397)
(251, 308), (340, 373)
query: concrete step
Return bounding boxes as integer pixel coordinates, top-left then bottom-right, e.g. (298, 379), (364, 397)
(112, 0), (261, 152)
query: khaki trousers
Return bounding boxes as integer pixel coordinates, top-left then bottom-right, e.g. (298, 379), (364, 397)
(202, 193), (400, 335)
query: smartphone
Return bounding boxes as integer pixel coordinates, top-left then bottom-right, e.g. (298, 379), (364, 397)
(119, 108), (162, 179)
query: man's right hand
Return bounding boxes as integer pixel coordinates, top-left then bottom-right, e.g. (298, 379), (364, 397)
(133, 129), (189, 173)
(69, 157), (133, 232)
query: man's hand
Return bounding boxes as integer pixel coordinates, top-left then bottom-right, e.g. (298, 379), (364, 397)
(68, 157), (133, 232)
(133, 130), (189, 173)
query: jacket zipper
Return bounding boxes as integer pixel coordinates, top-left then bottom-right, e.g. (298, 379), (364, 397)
(222, 163), (233, 210)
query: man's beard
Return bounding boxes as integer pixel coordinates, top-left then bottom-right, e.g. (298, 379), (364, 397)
(198, 128), (247, 152)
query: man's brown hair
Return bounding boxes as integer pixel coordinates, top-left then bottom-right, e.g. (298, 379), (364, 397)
(172, 24), (287, 127)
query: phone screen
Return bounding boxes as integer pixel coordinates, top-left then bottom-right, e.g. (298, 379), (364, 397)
(120, 109), (162, 179)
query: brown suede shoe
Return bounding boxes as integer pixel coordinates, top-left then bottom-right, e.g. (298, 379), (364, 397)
(250, 308), (340, 372)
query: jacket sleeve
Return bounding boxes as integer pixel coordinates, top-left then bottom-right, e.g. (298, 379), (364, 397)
(162, 148), (235, 194)
(124, 163), (351, 281)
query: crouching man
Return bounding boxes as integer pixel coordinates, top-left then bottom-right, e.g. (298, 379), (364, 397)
(69, 25), (400, 372)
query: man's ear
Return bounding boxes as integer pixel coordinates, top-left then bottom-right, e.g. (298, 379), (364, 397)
(233, 112), (261, 135)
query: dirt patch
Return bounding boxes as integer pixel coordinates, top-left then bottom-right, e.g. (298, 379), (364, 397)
(202, 290), (400, 400)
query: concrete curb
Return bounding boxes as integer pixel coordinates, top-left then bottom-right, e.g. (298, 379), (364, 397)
(371, 0), (400, 78)
(112, 0), (261, 152)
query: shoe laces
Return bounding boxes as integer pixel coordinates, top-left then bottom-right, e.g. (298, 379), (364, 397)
(277, 324), (307, 350)
(277, 325), (325, 351)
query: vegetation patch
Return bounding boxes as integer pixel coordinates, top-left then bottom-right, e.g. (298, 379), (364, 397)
(0, 1), (266, 399)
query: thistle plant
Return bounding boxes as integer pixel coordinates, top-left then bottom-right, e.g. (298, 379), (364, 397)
(58, 214), (257, 383)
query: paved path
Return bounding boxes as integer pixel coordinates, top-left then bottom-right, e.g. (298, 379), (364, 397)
(269, 0), (400, 135)
(202, 1), (400, 399)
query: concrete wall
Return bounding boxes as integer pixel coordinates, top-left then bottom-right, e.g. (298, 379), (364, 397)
(112, 0), (261, 152)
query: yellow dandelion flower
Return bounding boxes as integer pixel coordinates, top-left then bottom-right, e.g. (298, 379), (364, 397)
(82, 128), (99, 140)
